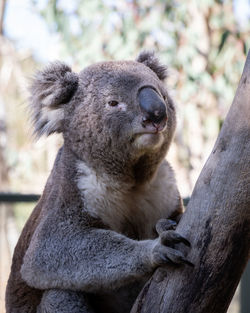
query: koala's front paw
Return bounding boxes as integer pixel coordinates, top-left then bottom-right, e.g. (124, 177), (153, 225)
(151, 219), (193, 267)
(156, 218), (191, 246)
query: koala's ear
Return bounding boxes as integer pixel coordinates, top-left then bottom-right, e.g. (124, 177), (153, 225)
(29, 62), (79, 138)
(136, 51), (168, 81)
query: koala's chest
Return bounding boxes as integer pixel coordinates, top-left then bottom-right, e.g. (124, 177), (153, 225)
(77, 169), (172, 239)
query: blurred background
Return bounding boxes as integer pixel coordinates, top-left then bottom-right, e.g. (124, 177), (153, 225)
(0, 0), (249, 312)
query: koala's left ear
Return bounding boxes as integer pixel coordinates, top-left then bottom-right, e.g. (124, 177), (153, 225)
(136, 51), (168, 81)
(29, 62), (79, 138)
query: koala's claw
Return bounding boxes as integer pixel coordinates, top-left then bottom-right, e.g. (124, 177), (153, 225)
(152, 245), (193, 267)
(156, 218), (177, 234)
(182, 259), (194, 267)
(152, 220), (192, 268)
(160, 230), (191, 247)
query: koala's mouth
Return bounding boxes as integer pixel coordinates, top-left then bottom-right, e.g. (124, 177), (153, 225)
(136, 119), (167, 136)
(130, 119), (167, 149)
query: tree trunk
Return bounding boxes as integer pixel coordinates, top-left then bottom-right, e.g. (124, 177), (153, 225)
(131, 51), (250, 313)
(0, 0), (6, 36)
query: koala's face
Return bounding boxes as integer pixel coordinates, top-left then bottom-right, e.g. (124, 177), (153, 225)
(65, 61), (175, 164)
(30, 52), (176, 173)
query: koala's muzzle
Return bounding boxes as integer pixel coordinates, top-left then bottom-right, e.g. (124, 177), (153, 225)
(138, 87), (167, 129)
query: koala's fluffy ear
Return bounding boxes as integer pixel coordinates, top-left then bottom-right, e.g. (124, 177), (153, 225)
(136, 51), (168, 81)
(29, 62), (78, 138)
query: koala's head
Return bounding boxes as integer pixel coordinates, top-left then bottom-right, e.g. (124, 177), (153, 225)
(30, 52), (176, 179)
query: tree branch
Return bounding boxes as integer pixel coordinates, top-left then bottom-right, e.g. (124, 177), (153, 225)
(0, 0), (7, 36)
(131, 51), (250, 313)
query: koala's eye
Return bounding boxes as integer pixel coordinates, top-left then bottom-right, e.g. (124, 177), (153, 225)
(108, 100), (119, 107)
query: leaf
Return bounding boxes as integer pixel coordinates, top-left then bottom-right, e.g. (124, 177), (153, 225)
(218, 30), (230, 54)
(243, 41), (247, 55)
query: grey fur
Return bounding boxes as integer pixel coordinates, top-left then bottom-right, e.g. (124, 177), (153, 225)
(30, 62), (79, 137)
(6, 52), (187, 313)
(136, 51), (168, 80)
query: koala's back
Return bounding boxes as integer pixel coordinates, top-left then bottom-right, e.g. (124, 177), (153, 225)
(6, 152), (62, 313)
(5, 201), (43, 312)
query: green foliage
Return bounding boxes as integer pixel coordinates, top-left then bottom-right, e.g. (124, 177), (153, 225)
(30, 0), (250, 195)
(3, 0), (250, 197)
(33, 0), (249, 100)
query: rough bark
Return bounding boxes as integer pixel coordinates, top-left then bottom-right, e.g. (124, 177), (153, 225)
(131, 52), (250, 313)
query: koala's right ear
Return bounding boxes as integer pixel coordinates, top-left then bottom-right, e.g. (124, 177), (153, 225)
(29, 62), (78, 138)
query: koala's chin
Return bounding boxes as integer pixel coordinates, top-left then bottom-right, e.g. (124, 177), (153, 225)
(133, 132), (165, 151)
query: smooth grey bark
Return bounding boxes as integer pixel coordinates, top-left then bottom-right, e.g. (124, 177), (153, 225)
(131, 51), (250, 313)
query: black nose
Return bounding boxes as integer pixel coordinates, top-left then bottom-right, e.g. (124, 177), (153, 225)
(138, 87), (167, 124)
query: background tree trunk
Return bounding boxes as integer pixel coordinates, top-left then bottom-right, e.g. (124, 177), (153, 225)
(131, 52), (250, 313)
(0, 0), (6, 36)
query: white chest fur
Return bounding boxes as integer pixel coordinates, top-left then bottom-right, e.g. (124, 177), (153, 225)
(76, 161), (179, 239)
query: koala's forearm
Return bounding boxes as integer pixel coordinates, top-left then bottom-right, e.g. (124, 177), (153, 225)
(21, 228), (155, 293)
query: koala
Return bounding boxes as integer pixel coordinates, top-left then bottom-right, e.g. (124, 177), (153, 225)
(6, 51), (191, 313)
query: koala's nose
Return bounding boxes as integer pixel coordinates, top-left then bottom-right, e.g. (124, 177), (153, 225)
(138, 87), (167, 125)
